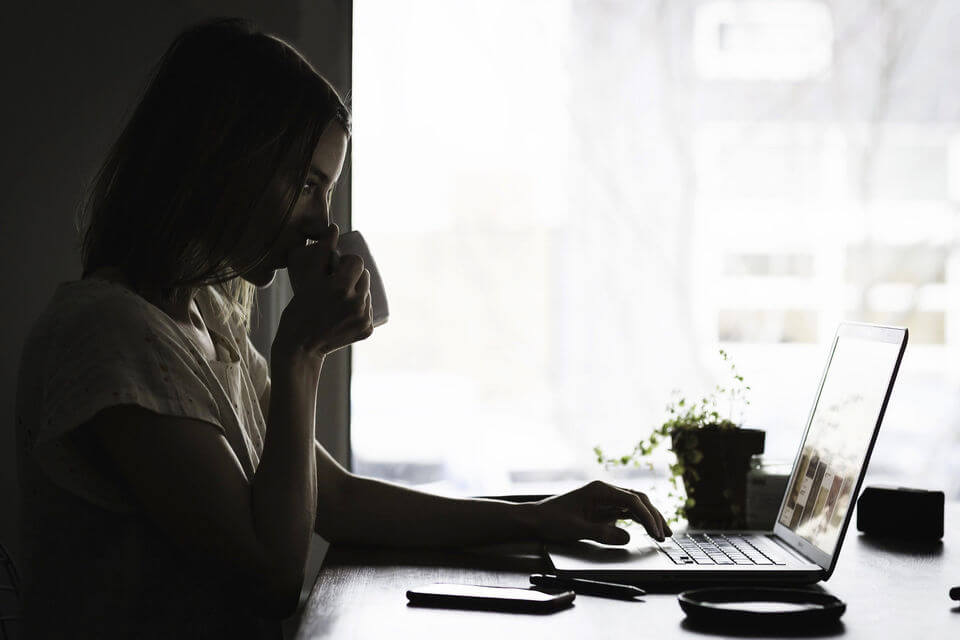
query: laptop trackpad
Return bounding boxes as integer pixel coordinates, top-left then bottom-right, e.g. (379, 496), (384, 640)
(547, 537), (668, 571)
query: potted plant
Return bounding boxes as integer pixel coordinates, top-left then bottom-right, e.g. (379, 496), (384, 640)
(594, 350), (763, 529)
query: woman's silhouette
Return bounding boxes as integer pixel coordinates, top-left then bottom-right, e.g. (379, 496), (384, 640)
(15, 17), (669, 638)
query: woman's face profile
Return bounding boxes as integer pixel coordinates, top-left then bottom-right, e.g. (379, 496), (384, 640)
(242, 123), (349, 288)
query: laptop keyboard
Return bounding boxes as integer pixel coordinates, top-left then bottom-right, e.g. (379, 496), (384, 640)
(656, 533), (789, 566)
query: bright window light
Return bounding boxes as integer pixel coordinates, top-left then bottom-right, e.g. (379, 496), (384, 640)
(351, 0), (960, 502)
(694, 1), (833, 80)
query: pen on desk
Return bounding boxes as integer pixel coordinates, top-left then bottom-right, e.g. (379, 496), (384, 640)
(530, 574), (646, 599)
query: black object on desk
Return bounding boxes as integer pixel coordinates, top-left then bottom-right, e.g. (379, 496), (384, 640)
(678, 587), (846, 628)
(857, 486), (944, 540)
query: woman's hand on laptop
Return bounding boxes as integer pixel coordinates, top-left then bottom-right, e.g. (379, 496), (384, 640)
(533, 480), (671, 544)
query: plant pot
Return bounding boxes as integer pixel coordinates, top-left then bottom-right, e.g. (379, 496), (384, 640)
(671, 426), (765, 529)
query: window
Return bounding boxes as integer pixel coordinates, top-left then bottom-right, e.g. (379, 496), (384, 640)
(351, 0), (960, 503)
(693, 0), (833, 80)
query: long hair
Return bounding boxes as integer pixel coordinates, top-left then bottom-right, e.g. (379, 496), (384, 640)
(77, 17), (351, 332)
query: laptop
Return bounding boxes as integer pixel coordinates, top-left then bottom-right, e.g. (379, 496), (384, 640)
(546, 322), (908, 586)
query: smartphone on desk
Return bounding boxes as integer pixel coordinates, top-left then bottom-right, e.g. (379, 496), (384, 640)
(407, 583), (575, 613)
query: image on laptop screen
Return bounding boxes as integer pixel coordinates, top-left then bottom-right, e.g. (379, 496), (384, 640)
(778, 333), (901, 556)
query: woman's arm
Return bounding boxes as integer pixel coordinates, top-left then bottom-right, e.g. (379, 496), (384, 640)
(257, 366), (669, 547)
(89, 350), (322, 619)
(311, 439), (669, 547)
(261, 402), (542, 545)
(259, 388), (541, 546)
(256, 339), (666, 547)
(311, 441), (536, 546)
(315, 466), (535, 546)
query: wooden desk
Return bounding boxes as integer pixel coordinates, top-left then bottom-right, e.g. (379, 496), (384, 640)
(296, 504), (960, 639)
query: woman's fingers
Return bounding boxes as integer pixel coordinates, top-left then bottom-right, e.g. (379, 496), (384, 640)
(547, 481), (674, 546)
(335, 253), (365, 290)
(627, 493), (664, 541)
(354, 268), (371, 297)
(594, 505), (630, 521)
(635, 490), (672, 538)
(618, 487), (671, 538)
(592, 482), (663, 541)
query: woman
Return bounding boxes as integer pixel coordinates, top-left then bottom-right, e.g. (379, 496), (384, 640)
(14, 17), (669, 638)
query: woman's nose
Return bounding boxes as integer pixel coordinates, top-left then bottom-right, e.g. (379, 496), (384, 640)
(300, 205), (332, 234)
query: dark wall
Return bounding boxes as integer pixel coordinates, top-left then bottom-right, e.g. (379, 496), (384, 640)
(0, 0), (351, 569)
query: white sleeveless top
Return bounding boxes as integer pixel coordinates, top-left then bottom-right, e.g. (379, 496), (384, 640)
(15, 278), (279, 638)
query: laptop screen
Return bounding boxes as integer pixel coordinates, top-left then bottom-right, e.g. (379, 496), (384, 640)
(777, 331), (902, 558)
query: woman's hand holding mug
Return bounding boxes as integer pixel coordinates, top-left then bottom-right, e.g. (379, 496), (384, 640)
(274, 222), (374, 364)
